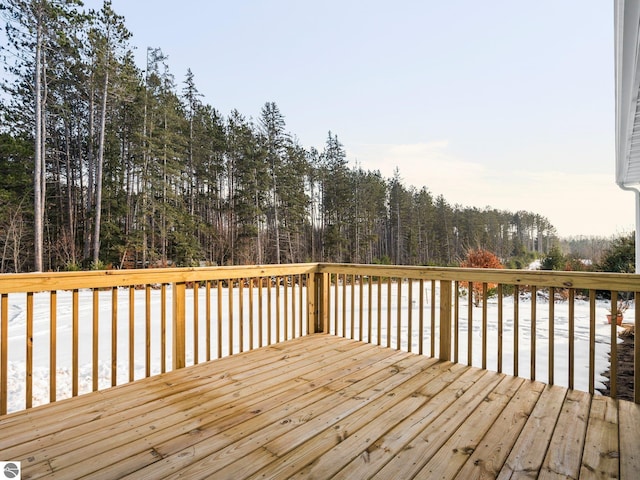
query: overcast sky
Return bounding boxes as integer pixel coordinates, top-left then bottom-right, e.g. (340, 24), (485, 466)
(83, 0), (632, 238)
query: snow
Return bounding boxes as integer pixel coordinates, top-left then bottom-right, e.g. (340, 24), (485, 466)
(3, 283), (630, 414)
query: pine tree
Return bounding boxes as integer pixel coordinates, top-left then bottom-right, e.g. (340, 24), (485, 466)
(320, 131), (351, 261)
(87, 0), (130, 266)
(278, 141), (310, 262)
(226, 109), (266, 264)
(259, 102), (288, 263)
(1, 0), (83, 270)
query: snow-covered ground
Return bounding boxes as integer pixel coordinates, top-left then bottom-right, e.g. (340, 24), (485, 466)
(3, 283), (629, 413)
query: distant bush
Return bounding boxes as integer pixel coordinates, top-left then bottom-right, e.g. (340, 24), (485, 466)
(596, 233), (635, 273)
(460, 249), (504, 306)
(541, 246), (564, 270)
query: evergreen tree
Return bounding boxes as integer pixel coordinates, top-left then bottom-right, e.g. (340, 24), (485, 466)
(388, 168), (412, 264)
(0, 132), (32, 272)
(1, 0), (83, 270)
(278, 141), (310, 262)
(259, 102), (289, 263)
(226, 109), (266, 264)
(596, 233), (635, 273)
(85, 0), (130, 266)
(541, 245), (565, 271)
(320, 131), (351, 261)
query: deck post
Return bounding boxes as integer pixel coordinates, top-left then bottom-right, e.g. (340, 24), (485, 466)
(307, 271), (328, 334)
(320, 272), (329, 333)
(439, 280), (452, 361)
(307, 272), (316, 333)
(173, 281), (186, 369)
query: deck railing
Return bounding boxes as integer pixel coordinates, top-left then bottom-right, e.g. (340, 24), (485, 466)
(0, 264), (318, 415)
(0, 263), (638, 414)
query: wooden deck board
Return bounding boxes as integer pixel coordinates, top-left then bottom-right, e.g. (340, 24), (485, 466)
(580, 396), (619, 479)
(540, 389), (591, 479)
(0, 334), (638, 480)
(619, 400), (640, 480)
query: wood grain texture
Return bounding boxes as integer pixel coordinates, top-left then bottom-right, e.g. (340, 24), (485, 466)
(0, 335), (636, 479)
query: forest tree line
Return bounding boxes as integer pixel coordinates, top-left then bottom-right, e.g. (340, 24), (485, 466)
(0, 0), (558, 273)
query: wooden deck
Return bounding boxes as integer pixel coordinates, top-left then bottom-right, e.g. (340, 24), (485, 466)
(1, 335), (639, 479)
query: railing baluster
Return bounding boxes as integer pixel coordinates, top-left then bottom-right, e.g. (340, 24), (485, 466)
(129, 286), (135, 381)
(588, 289), (595, 394)
(468, 281), (473, 366)
(258, 279), (263, 347)
(408, 279), (413, 353)
(418, 279), (424, 355)
(336, 275), (341, 336)
(228, 279), (233, 355)
(514, 285), (519, 377)
(359, 275), (364, 342)
(367, 276), (373, 343)
(305, 274), (309, 335)
(397, 278), (402, 351)
(239, 279), (244, 352)
(26, 292), (33, 408)
(497, 284), (503, 374)
(454, 281), (459, 363)
(267, 279), (272, 345)
(290, 276), (295, 339)
(569, 288), (576, 391)
(111, 287), (118, 386)
(609, 291), (617, 398)
(145, 285), (151, 377)
(206, 280), (211, 361)
(386, 277), (392, 348)
(377, 277), (382, 346)
(282, 276), (288, 341)
(334, 273), (347, 338)
(161, 284), (167, 372)
(276, 277), (281, 343)
(72, 289), (78, 396)
(299, 275), (304, 336)
(342, 274), (347, 338)
(217, 281), (223, 357)
(1, 293), (7, 415)
(549, 287), (555, 386)
(431, 280), (436, 357)
(482, 283), (488, 370)
(51, 290), (58, 400)
(249, 279), (254, 349)
(349, 275), (356, 340)
(194, 281), (200, 362)
(531, 285), (537, 381)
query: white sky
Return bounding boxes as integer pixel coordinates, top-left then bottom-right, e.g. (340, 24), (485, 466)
(83, 0), (634, 238)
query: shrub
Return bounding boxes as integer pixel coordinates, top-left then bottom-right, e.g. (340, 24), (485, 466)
(460, 249), (504, 306)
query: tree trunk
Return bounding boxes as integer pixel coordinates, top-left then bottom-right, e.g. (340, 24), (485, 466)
(273, 174), (281, 264)
(84, 82), (95, 262)
(33, 18), (44, 272)
(92, 67), (109, 266)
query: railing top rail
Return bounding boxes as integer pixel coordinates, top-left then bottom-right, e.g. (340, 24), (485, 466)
(316, 263), (640, 291)
(1, 262), (639, 294)
(0, 263), (319, 294)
